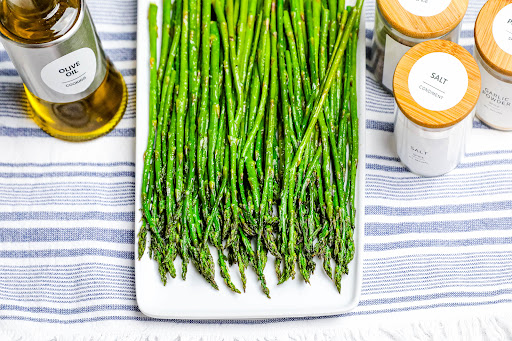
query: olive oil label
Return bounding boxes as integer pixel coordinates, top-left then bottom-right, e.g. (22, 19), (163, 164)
(408, 52), (468, 111)
(40, 47), (97, 95)
(383, 35), (410, 91)
(397, 0), (451, 17)
(476, 62), (512, 128)
(492, 4), (512, 55)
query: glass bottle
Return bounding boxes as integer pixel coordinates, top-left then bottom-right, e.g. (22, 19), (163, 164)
(0, 0), (127, 141)
(372, 0), (467, 93)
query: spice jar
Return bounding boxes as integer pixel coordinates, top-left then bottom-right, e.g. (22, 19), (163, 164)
(372, 0), (468, 92)
(474, 0), (512, 130)
(393, 40), (481, 177)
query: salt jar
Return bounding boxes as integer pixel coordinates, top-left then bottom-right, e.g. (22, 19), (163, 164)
(474, 0), (512, 130)
(393, 40), (481, 177)
(372, 0), (468, 92)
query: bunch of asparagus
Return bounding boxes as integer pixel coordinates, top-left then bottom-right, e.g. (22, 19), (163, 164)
(139, 0), (363, 298)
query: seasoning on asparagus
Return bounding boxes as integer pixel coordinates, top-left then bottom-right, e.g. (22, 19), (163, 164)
(139, 0), (363, 297)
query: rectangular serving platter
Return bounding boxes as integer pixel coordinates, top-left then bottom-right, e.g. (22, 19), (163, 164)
(135, 0), (366, 319)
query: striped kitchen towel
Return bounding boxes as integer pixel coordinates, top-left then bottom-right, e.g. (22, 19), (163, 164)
(1, 0), (512, 340)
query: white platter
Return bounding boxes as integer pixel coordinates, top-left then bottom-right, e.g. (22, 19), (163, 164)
(135, 0), (366, 319)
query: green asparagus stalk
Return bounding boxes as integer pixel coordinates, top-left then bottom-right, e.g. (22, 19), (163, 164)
(139, 0), (363, 296)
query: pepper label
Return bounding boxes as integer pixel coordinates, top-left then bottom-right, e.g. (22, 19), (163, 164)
(492, 4), (512, 55)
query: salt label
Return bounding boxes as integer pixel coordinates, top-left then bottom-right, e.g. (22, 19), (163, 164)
(408, 52), (468, 111)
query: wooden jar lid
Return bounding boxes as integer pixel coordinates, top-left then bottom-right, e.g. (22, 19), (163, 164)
(377, 0), (468, 39)
(475, 0), (512, 77)
(393, 40), (481, 129)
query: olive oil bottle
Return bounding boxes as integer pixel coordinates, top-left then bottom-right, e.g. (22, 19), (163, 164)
(0, 0), (127, 141)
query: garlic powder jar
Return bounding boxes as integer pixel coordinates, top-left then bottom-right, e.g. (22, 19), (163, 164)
(474, 0), (512, 130)
(393, 40), (481, 177)
(372, 0), (467, 92)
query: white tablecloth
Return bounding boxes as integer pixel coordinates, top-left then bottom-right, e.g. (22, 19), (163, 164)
(1, 0), (512, 339)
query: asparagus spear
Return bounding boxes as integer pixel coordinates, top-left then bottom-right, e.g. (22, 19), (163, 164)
(139, 0), (364, 295)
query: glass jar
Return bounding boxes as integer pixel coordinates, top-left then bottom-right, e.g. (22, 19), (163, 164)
(372, 0), (467, 92)
(395, 108), (474, 177)
(474, 0), (512, 130)
(393, 40), (481, 177)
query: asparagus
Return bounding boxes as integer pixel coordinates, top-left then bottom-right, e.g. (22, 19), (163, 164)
(140, 0), (364, 296)
(156, 0), (173, 100)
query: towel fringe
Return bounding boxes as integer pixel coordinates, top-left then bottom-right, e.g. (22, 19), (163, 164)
(1, 313), (511, 341)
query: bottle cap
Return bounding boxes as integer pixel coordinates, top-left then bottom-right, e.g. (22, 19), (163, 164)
(393, 40), (481, 128)
(377, 0), (468, 39)
(475, 0), (512, 77)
